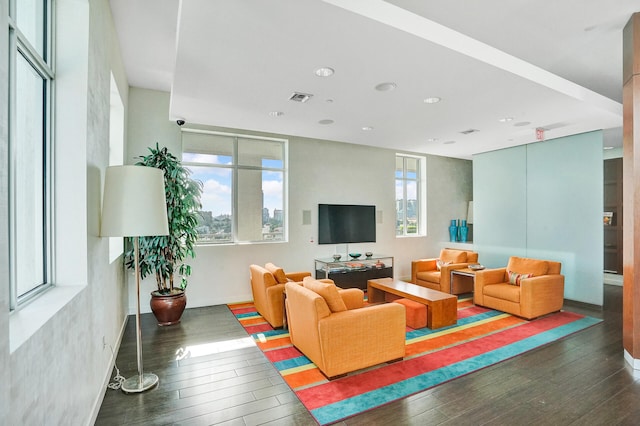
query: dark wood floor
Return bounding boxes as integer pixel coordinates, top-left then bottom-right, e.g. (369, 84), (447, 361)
(96, 285), (640, 425)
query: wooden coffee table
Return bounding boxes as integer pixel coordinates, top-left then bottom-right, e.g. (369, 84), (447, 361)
(367, 278), (457, 329)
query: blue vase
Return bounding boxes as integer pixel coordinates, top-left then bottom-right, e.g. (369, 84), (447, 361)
(460, 220), (468, 242)
(449, 219), (458, 242)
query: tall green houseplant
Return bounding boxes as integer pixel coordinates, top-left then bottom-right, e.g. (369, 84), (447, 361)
(126, 144), (203, 294)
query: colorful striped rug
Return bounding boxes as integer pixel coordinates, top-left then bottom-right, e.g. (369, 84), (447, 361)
(228, 298), (601, 425)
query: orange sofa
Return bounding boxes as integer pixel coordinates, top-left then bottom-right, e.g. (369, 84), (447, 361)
(285, 278), (405, 379)
(411, 248), (479, 294)
(473, 256), (564, 320)
(249, 263), (311, 328)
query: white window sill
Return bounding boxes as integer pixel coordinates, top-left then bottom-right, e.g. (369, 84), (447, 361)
(10, 285), (84, 353)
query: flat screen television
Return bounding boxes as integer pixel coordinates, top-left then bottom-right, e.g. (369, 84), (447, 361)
(318, 204), (376, 245)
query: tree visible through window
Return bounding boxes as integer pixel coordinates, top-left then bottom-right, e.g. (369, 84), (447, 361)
(182, 131), (287, 244)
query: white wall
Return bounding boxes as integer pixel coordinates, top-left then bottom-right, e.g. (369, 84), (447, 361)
(473, 131), (604, 306)
(126, 88), (473, 311)
(2, 1), (130, 423)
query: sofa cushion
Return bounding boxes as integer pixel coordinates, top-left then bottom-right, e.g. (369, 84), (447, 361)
(416, 270), (441, 283)
(484, 283), (521, 303)
(507, 270), (533, 286)
(265, 263), (288, 284)
(303, 277), (347, 312)
(506, 257), (549, 276)
(440, 249), (467, 263)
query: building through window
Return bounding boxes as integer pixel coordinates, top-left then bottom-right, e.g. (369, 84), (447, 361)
(182, 130), (287, 244)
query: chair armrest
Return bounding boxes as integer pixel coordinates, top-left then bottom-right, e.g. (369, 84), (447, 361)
(338, 288), (364, 309)
(520, 274), (565, 319)
(411, 258), (437, 283)
(473, 267), (507, 305)
(286, 271), (312, 282)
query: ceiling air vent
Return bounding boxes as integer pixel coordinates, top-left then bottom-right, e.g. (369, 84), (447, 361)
(460, 129), (479, 135)
(289, 92), (313, 103)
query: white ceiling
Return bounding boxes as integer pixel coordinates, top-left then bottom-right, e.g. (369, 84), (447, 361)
(109, 0), (638, 159)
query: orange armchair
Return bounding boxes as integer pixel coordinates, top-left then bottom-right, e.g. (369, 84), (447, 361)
(285, 278), (405, 379)
(411, 248), (479, 294)
(473, 256), (564, 320)
(249, 263), (311, 328)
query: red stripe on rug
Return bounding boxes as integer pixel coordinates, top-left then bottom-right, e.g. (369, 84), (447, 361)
(244, 323), (272, 334)
(230, 307), (257, 315)
(264, 346), (302, 363)
(298, 311), (582, 409)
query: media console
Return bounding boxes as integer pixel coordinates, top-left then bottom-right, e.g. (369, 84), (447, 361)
(314, 255), (393, 290)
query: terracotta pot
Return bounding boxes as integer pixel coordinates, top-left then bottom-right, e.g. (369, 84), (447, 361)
(150, 290), (187, 326)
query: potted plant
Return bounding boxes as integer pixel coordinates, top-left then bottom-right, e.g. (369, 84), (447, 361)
(125, 143), (203, 325)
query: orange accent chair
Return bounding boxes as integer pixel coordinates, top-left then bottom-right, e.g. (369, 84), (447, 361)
(411, 248), (479, 294)
(285, 278), (405, 379)
(249, 263), (311, 328)
(473, 256), (564, 320)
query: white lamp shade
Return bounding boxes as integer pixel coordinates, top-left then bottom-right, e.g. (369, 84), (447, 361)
(100, 165), (169, 237)
(467, 201), (474, 224)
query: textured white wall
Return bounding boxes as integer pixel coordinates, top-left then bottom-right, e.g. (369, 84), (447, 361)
(127, 88), (473, 310)
(3, 0), (130, 424)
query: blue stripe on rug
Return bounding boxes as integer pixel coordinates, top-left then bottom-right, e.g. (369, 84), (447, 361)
(274, 355), (312, 371)
(235, 312), (260, 319)
(311, 316), (602, 424)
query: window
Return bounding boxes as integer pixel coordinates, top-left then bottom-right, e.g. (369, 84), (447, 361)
(8, 0), (54, 308)
(182, 130), (287, 244)
(396, 154), (425, 236)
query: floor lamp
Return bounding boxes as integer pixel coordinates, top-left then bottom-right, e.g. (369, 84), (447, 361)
(100, 165), (169, 393)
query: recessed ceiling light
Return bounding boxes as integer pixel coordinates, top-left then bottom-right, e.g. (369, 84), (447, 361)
(427, 138), (438, 142)
(315, 67), (335, 77)
(362, 126), (373, 131)
(269, 111), (284, 117)
(514, 121), (531, 127)
(325, 98), (334, 103)
(318, 119), (334, 125)
(375, 82), (397, 92)
(499, 117), (514, 122)
(443, 140), (456, 145)
(603, 146), (614, 150)
(423, 97), (441, 104)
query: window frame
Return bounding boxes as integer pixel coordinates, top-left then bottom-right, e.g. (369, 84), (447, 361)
(181, 129), (288, 245)
(8, 0), (55, 309)
(395, 153), (426, 237)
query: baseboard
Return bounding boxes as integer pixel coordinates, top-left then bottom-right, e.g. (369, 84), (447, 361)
(563, 298), (602, 312)
(624, 349), (640, 374)
(87, 314), (128, 426)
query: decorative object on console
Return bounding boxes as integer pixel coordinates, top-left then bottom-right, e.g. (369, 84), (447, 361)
(448, 219), (458, 242)
(349, 252), (361, 259)
(459, 219), (469, 242)
(332, 254), (341, 261)
(100, 165), (169, 394)
(365, 251), (373, 258)
(468, 263), (485, 271)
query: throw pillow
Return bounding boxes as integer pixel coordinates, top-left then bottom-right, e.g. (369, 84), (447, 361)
(436, 259), (451, 271)
(507, 270), (533, 286)
(303, 278), (348, 312)
(265, 262), (288, 284)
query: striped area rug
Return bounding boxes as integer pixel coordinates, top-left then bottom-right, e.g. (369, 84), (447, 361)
(228, 298), (601, 425)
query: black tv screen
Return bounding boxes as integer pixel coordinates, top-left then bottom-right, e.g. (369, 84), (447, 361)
(318, 204), (376, 244)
